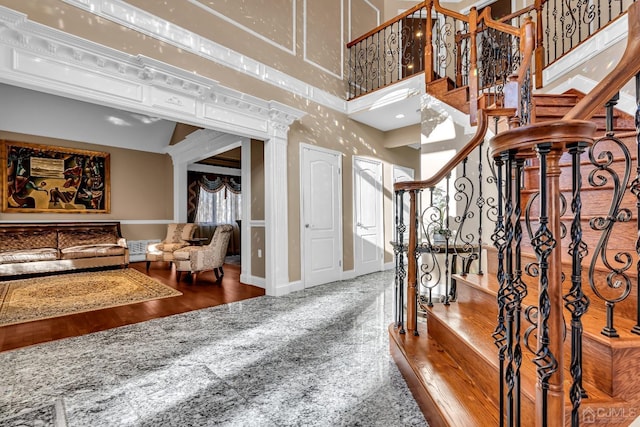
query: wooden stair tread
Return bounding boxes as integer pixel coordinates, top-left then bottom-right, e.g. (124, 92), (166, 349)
(426, 77), (455, 95)
(531, 93), (580, 105)
(531, 90), (636, 131)
(389, 323), (501, 426)
(424, 295), (627, 405)
(454, 273), (640, 345)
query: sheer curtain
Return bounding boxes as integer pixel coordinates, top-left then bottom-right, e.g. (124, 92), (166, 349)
(191, 174), (242, 224)
(194, 185), (241, 223)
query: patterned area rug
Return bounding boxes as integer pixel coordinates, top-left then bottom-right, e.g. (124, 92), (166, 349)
(0, 269), (181, 326)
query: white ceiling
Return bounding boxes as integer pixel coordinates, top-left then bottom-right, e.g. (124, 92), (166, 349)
(0, 83), (177, 153)
(346, 74), (424, 132)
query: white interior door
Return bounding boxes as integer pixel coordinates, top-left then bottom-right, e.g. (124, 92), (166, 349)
(301, 145), (342, 288)
(354, 157), (383, 276)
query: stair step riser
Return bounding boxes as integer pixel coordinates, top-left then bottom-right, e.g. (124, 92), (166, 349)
(425, 307), (537, 424)
(455, 274), (640, 398)
(483, 249), (638, 323)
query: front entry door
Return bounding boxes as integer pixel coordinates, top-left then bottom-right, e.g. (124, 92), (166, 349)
(301, 145), (342, 288)
(354, 157), (383, 276)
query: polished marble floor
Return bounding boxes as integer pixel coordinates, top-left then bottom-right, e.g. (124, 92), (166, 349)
(0, 270), (427, 426)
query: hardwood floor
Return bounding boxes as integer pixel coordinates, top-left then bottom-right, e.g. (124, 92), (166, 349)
(0, 261), (265, 353)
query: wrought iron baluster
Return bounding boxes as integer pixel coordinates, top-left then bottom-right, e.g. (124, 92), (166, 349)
(587, 94), (633, 337)
(395, 190), (407, 333)
(364, 37), (369, 94)
(452, 157), (479, 296)
(503, 151), (517, 426)
(531, 143), (559, 427)
(377, 31), (381, 90)
(633, 72), (640, 336)
(443, 174), (452, 305)
(491, 154), (507, 427)
(477, 139), (485, 275)
(419, 187), (444, 308)
(412, 189), (420, 336)
(565, 142), (590, 427)
(513, 158), (527, 424)
(545, 1), (551, 65)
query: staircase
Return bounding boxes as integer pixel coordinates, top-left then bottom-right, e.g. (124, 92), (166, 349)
(390, 90), (640, 426)
(386, 2), (640, 425)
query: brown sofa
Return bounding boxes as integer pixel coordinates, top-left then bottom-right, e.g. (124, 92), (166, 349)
(0, 222), (129, 278)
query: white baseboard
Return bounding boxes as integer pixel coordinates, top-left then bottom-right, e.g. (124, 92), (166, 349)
(341, 269), (357, 280)
(383, 261), (394, 271)
(273, 280), (304, 296)
(240, 274), (265, 288)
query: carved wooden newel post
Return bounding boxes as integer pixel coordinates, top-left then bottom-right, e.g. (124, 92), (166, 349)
(534, 145), (565, 425)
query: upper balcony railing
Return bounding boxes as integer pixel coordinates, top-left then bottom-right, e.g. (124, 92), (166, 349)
(346, 0), (529, 124)
(533, 0), (636, 87)
(346, 3), (429, 99)
(347, 0), (635, 99)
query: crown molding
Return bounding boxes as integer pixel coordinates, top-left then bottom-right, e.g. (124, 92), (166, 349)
(61, 0), (347, 113)
(0, 6), (305, 142)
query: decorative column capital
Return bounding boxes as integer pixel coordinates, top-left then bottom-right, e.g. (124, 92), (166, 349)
(267, 101), (305, 139)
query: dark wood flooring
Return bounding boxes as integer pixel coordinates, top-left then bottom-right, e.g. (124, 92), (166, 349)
(0, 261), (265, 353)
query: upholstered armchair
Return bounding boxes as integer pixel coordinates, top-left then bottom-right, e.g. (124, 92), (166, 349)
(146, 223), (198, 270)
(173, 224), (233, 283)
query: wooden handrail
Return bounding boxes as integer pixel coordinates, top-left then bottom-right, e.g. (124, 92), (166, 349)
(393, 13), (534, 193)
(563, 1), (640, 121)
(516, 19), (535, 87)
(477, 7), (521, 35)
(394, 108), (489, 192)
(497, 5), (535, 24)
(432, 0), (468, 22)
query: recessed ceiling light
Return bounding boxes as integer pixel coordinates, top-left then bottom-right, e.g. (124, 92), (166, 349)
(395, 114), (405, 119)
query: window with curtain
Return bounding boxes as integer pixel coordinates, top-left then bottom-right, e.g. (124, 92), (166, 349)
(187, 172), (241, 224)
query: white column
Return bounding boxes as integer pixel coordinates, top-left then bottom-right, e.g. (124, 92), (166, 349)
(264, 122), (290, 296)
(240, 139), (252, 283)
(173, 161), (188, 222)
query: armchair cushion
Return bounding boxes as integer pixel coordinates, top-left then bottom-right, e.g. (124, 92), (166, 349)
(146, 223), (198, 267)
(155, 242), (190, 252)
(173, 224), (233, 281)
(165, 223), (197, 244)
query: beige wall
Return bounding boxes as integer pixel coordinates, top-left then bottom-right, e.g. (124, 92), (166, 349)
(0, 0), (420, 282)
(251, 227), (266, 279)
(288, 110), (419, 278)
(0, 131), (174, 242)
(350, 0), (384, 41)
(250, 138), (266, 279)
(383, 0), (423, 20)
(250, 139), (265, 221)
(385, 124), (421, 148)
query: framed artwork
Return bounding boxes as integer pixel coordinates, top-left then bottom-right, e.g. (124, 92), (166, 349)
(2, 141), (110, 213)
